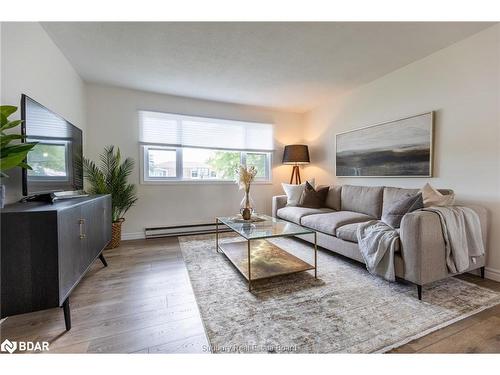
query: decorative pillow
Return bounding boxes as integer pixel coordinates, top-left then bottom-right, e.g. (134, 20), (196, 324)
(281, 179), (315, 206)
(298, 182), (329, 209)
(420, 183), (455, 207)
(382, 193), (424, 228)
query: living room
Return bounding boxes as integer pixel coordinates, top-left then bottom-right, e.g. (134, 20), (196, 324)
(1, 0), (500, 372)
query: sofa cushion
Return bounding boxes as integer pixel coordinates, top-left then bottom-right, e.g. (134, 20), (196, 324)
(335, 222), (360, 242)
(382, 187), (419, 217)
(281, 179), (315, 206)
(382, 193), (423, 228)
(301, 210), (374, 236)
(299, 182), (329, 208)
(277, 206), (333, 225)
(325, 185), (342, 211)
(341, 185), (384, 218)
(336, 222), (401, 252)
(383, 186), (454, 216)
(421, 183), (455, 207)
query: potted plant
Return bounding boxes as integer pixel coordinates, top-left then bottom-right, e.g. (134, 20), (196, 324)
(0, 105), (37, 208)
(83, 145), (138, 248)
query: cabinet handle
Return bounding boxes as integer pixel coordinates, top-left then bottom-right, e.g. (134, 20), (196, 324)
(79, 219), (86, 239)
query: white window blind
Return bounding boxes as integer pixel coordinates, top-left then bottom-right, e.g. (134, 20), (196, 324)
(139, 111), (274, 152)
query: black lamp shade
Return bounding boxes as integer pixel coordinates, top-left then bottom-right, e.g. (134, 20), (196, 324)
(282, 144), (310, 165)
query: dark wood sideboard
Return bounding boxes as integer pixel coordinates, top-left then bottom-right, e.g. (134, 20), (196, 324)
(1, 195), (112, 330)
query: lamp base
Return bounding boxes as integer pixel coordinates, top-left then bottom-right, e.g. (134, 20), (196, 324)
(289, 165), (302, 184)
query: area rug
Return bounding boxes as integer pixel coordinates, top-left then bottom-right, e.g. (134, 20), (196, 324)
(179, 234), (500, 353)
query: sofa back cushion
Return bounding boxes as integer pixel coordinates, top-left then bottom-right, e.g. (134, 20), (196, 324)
(382, 186), (454, 216)
(340, 185), (384, 218)
(325, 185), (342, 211)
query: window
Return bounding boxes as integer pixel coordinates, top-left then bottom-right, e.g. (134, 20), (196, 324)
(27, 140), (69, 180)
(246, 153), (269, 179)
(144, 147), (178, 179)
(139, 111), (273, 183)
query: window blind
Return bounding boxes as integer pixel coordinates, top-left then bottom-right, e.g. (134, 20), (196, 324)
(139, 111), (274, 152)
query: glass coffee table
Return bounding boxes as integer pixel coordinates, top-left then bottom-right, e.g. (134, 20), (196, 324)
(215, 214), (317, 292)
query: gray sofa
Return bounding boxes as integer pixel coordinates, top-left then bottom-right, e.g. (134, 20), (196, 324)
(272, 185), (487, 299)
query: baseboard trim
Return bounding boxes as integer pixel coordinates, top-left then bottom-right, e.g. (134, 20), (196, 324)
(121, 232), (145, 241)
(485, 267), (500, 282)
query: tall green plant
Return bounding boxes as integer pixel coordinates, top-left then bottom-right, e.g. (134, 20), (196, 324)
(83, 146), (138, 222)
(0, 105), (37, 177)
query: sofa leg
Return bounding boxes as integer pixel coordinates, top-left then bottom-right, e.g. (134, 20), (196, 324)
(480, 266), (485, 279)
(417, 285), (422, 300)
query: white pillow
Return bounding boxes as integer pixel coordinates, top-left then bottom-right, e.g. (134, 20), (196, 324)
(281, 179), (315, 207)
(420, 183), (455, 207)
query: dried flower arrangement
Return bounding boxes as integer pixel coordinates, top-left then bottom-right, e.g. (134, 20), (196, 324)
(235, 165), (258, 219)
(235, 164), (258, 192)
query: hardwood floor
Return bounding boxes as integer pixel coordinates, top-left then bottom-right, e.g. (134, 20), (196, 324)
(0, 238), (210, 353)
(1, 237), (499, 353)
(391, 274), (500, 353)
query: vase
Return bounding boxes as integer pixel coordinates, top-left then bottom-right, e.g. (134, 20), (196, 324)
(106, 218), (125, 249)
(240, 190), (254, 220)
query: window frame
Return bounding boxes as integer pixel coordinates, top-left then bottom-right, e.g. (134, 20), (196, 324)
(140, 145), (272, 185)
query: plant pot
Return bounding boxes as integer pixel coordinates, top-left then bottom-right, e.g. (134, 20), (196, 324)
(106, 218), (125, 249)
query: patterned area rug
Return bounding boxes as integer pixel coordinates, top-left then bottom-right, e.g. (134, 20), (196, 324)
(179, 234), (500, 353)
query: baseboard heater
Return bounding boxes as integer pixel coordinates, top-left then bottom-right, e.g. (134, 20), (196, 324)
(144, 223), (232, 239)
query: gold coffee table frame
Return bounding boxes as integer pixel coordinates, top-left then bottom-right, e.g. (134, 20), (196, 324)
(215, 215), (317, 292)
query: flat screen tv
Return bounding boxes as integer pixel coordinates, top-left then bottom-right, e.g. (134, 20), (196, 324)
(21, 94), (83, 197)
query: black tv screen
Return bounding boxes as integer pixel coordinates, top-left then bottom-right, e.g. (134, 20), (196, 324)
(21, 94), (83, 196)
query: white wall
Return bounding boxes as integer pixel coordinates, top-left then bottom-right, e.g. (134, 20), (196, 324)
(0, 22), (87, 203)
(85, 83), (304, 238)
(303, 25), (500, 279)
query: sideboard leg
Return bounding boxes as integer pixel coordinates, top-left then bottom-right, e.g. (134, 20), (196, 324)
(62, 298), (71, 331)
(99, 253), (108, 267)
(480, 266), (485, 279)
(417, 285), (422, 300)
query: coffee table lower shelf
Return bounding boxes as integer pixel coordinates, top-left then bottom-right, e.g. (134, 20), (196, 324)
(218, 239), (315, 291)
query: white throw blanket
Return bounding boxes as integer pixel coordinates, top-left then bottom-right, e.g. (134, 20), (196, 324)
(356, 220), (399, 281)
(423, 206), (484, 273)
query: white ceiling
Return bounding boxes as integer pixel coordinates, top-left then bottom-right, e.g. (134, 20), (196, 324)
(42, 22), (494, 113)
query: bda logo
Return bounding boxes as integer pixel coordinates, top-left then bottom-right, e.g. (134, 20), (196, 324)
(1, 339), (17, 354)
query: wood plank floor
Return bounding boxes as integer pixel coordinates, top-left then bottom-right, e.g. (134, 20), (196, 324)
(0, 237), (210, 353)
(1, 237), (499, 353)
(391, 274), (500, 353)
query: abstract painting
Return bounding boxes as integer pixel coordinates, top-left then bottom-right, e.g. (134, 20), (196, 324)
(336, 112), (433, 177)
